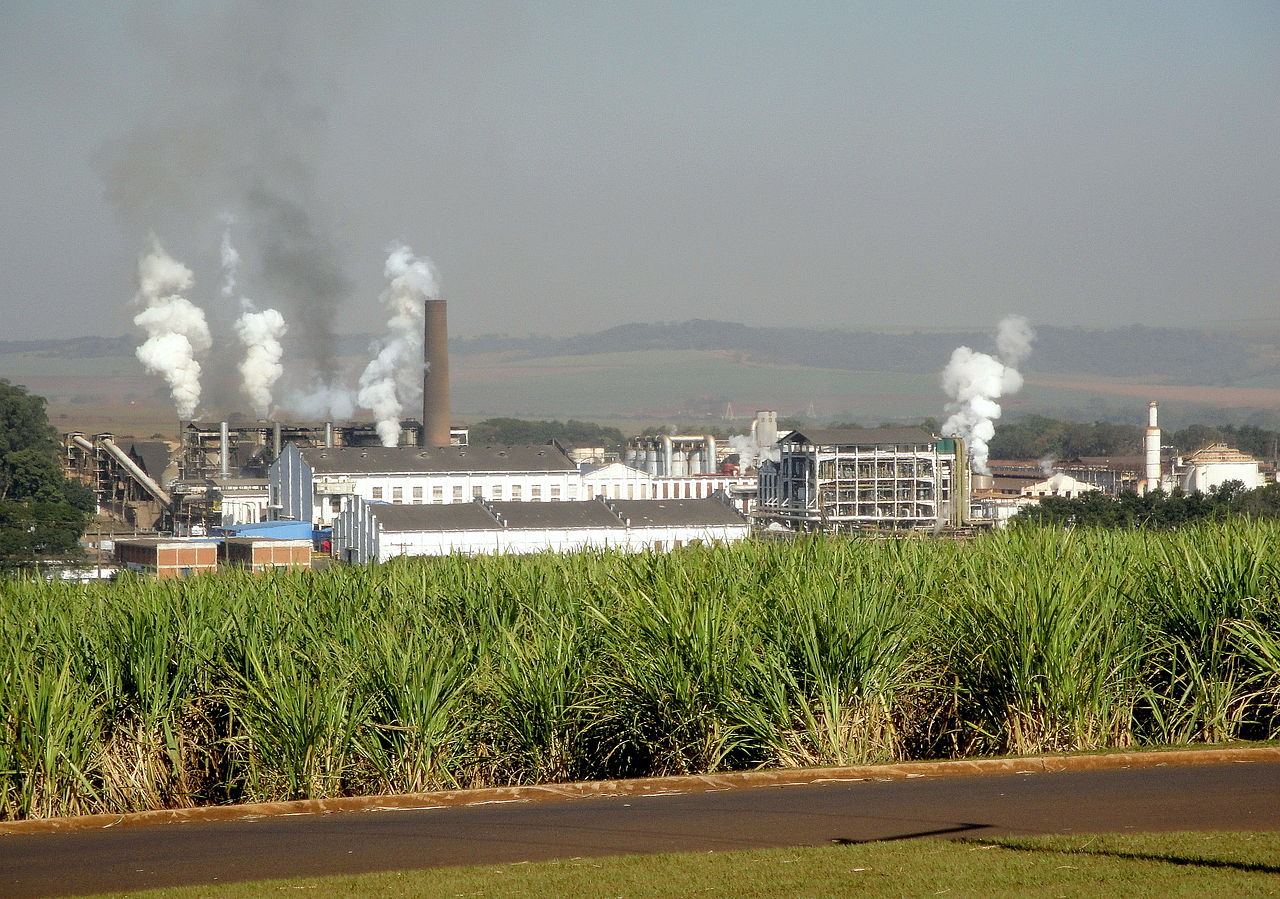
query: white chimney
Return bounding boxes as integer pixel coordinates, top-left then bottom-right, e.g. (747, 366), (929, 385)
(1144, 401), (1161, 493)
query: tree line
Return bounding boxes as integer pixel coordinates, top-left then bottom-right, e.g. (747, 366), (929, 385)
(989, 414), (1280, 462)
(1015, 480), (1280, 528)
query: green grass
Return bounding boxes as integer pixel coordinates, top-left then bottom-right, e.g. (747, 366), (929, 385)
(3, 524), (1280, 820)
(83, 831), (1280, 898)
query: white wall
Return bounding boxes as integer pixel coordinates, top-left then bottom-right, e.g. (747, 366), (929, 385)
(332, 498), (750, 563)
(1182, 461), (1263, 493)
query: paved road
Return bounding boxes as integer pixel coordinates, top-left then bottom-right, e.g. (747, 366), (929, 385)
(4, 761), (1279, 898)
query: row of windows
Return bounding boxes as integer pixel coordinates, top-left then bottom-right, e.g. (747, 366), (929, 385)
(369, 484), (569, 503)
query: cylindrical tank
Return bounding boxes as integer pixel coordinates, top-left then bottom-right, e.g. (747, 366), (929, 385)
(690, 451), (703, 476)
(672, 450), (687, 477)
(646, 449), (658, 474)
(703, 436), (716, 475)
(661, 435), (673, 477)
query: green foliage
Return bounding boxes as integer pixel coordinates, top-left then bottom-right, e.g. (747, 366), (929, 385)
(1013, 481), (1279, 529)
(3, 525), (1280, 820)
(0, 381), (88, 566)
(466, 417), (625, 450)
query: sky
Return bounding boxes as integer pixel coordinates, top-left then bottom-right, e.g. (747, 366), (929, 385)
(2, 1), (1278, 347)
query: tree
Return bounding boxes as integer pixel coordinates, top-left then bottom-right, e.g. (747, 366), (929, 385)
(0, 380), (88, 567)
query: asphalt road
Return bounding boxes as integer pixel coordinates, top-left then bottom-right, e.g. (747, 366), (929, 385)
(4, 761), (1280, 898)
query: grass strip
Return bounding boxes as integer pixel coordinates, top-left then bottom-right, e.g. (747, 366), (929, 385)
(83, 830), (1280, 898)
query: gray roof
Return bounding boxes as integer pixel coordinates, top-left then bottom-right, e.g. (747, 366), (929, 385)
(487, 500), (625, 530)
(299, 443), (576, 475)
(125, 441), (171, 478)
(369, 503), (502, 533)
(608, 498), (748, 528)
(782, 428), (936, 447)
(367, 498), (747, 533)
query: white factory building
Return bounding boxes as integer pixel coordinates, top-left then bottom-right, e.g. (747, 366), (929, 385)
(1178, 444), (1264, 493)
(757, 428), (968, 532)
(270, 442), (761, 529)
(333, 497), (751, 563)
(270, 443), (583, 528)
(580, 461), (756, 509)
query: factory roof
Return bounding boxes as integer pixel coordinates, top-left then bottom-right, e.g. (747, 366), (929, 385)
(363, 498), (747, 533)
(609, 498), (748, 527)
(298, 443), (576, 474)
(124, 441), (171, 478)
(369, 503), (503, 533)
(1183, 444), (1258, 465)
(487, 501), (628, 530)
(781, 427), (937, 447)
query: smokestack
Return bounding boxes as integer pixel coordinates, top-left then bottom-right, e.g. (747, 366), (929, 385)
(1144, 401), (1161, 493)
(272, 421), (282, 458)
(421, 299), (451, 448)
(325, 420), (334, 448)
(220, 421), (230, 479)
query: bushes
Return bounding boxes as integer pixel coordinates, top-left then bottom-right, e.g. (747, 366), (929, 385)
(2, 524), (1279, 819)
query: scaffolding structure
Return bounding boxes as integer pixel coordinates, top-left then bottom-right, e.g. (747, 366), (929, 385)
(758, 428), (967, 532)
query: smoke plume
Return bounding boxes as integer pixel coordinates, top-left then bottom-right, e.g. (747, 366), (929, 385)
(95, 4), (360, 397)
(727, 434), (780, 471)
(940, 315), (1035, 475)
(133, 240), (212, 420)
(357, 244), (438, 446)
(221, 223), (288, 419)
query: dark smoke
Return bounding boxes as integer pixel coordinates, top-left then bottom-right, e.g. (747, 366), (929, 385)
(94, 2), (361, 408)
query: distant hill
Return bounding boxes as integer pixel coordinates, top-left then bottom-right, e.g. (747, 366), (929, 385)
(453, 321), (1255, 385)
(1, 321), (1261, 386)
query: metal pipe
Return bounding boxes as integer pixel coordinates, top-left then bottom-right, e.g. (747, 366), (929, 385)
(421, 299), (451, 447)
(661, 435), (673, 477)
(272, 421), (281, 458)
(704, 436), (716, 475)
(220, 421), (230, 479)
(95, 436), (172, 506)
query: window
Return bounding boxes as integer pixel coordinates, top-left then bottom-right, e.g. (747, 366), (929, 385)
(493, 486), (504, 500)
(567, 486), (577, 500)
(392, 487), (403, 503)
(550, 486), (561, 501)
(531, 485), (542, 501)
(473, 486), (483, 499)
(372, 487), (383, 500)
(433, 486), (444, 503)
(412, 486), (423, 503)
(511, 484), (522, 500)
(452, 486), (463, 501)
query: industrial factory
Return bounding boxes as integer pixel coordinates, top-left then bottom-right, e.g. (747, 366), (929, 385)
(58, 234), (1275, 576)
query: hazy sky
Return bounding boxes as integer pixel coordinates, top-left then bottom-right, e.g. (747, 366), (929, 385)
(2, 1), (1278, 343)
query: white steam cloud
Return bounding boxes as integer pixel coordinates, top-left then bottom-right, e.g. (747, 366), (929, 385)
(133, 240), (212, 420)
(727, 434), (780, 471)
(357, 244), (438, 446)
(940, 315), (1035, 476)
(235, 308), (287, 419)
(223, 222), (287, 419)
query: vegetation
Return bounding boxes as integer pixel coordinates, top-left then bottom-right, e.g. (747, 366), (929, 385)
(3, 525), (1280, 820)
(466, 417), (626, 450)
(1015, 481), (1280, 528)
(453, 320), (1255, 384)
(82, 832), (1280, 898)
(0, 379), (92, 568)
(990, 413), (1280, 462)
